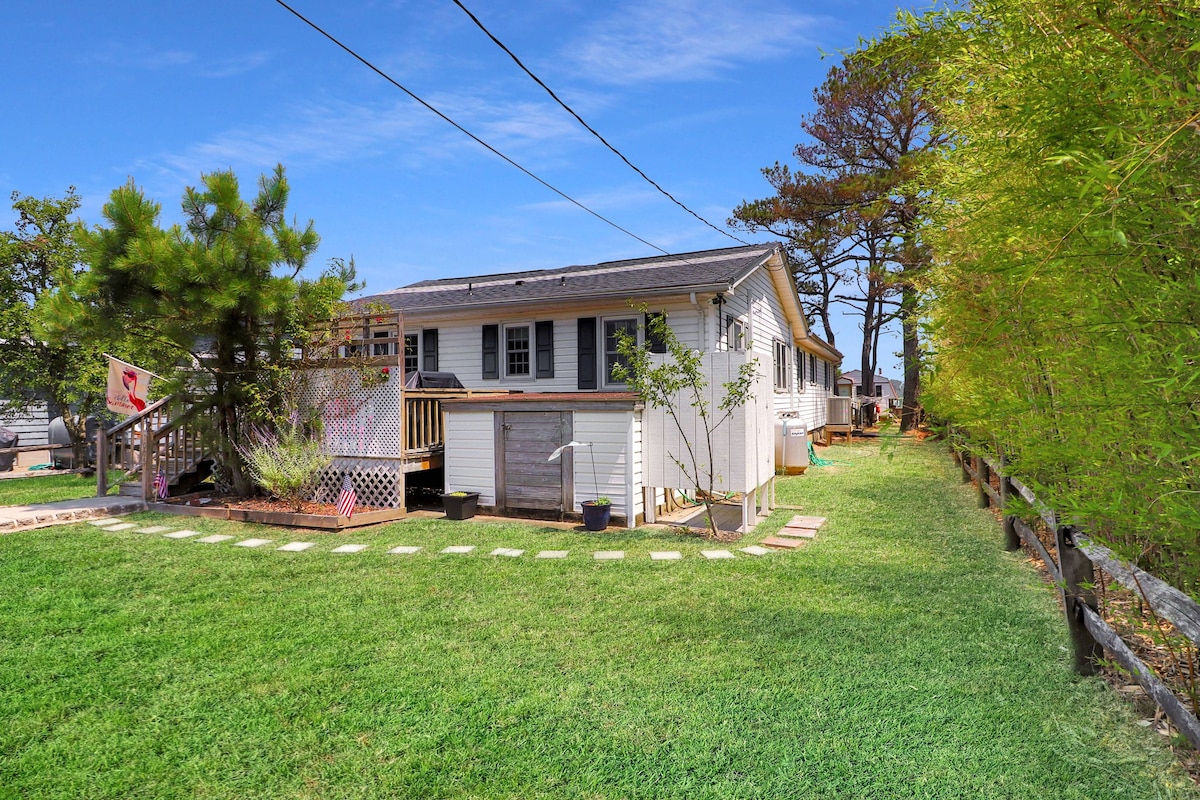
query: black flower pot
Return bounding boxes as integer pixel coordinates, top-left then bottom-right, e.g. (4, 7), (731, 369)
(581, 501), (612, 531)
(441, 492), (480, 520)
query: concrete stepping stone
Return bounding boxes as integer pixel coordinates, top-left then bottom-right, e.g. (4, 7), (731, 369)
(761, 536), (805, 550)
(650, 551), (682, 561)
(740, 545), (771, 556)
(490, 548), (524, 557)
(88, 518), (124, 527)
(440, 545), (475, 554)
(701, 549), (736, 560)
(278, 542), (315, 552)
(196, 534), (234, 544)
(388, 546), (422, 555)
(593, 551), (624, 560)
(104, 523), (137, 531)
(786, 515), (826, 529)
(234, 538), (273, 548)
(535, 550), (568, 559)
(777, 527), (817, 539)
(164, 529), (203, 539)
(331, 544), (368, 554)
(133, 525), (172, 534)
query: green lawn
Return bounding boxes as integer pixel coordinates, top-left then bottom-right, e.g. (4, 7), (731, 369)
(0, 471), (120, 506)
(1, 439), (1194, 799)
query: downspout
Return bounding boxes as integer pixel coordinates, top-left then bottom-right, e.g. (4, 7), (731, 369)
(689, 292), (707, 351)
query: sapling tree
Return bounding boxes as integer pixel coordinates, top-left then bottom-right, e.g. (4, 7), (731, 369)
(611, 309), (758, 538)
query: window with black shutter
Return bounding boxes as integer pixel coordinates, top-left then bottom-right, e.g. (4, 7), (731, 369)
(645, 312), (668, 354)
(422, 328), (438, 372)
(482, 324), (499, 379)
(535, 321), (554, 378)
(577, 318), (597, 389)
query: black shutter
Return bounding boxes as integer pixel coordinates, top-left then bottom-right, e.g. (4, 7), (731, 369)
(482, 324), (499, 380)
(422, 328), (438, 372)
(535, 321), (554, 378)
(577, 317), (597, 390)
(645, 312), (668, 354)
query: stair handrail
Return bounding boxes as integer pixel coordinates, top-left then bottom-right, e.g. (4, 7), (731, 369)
(144, 402), (215, 500)
(96, 395), (174, 497)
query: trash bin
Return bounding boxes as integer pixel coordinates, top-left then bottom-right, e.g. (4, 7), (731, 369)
(0, 428), (17, 472)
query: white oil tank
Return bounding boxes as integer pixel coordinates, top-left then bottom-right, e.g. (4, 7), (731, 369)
(774, 418), (809, 475)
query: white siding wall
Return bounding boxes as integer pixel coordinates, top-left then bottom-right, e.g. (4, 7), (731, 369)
(631, 411), (644, 521)
(409, 299), (703, 393)
(643, 352), (769, 495)
(443, 411), (496, 505)
(572, 410), (635, 522)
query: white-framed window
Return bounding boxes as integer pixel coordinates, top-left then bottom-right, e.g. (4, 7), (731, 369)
(403, 333), (419, 373)
(604, 317), (638, 386)
(773, 340), (791, 391)
(809, 353), (817, 384)
(725, 314), (746, 352)
(505, 324), (531, 377)
(372, 329), (393, 357)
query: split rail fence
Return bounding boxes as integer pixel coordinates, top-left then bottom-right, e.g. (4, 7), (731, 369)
(947, 430), (1200, 749)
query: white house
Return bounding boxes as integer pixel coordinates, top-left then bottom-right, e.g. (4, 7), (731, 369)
(835, 369), (901, 418)
(354, 243), (841, 529)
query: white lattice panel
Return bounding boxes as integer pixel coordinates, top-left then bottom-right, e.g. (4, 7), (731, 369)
(297, 368), (403, 458)
(312, 458), (404, 509)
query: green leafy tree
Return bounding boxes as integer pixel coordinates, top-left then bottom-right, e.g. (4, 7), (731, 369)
(0, 189), (152, 468)
(612, 309), (758, 538)
(49, 165), (355, 495)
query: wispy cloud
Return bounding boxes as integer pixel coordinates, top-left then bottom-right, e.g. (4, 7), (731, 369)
(132, 90), (591, 191)
(566, 0), (819, 84)
(81, 43), (272, 78)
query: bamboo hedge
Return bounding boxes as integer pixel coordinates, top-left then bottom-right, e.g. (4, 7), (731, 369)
(882, 1), (1200, 594)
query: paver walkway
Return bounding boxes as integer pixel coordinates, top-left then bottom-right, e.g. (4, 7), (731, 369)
(0, 497), (145, 531)
(5, 500), (829, 563)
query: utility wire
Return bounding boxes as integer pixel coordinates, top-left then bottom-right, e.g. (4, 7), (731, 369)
(450, 0), (750, 246)
(273, 0), (670, 255)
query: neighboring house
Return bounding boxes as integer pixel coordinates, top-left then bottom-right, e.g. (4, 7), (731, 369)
(354, 243), (841, 530)
(0, 400), (50, 469)
(835, 369), (902, 412)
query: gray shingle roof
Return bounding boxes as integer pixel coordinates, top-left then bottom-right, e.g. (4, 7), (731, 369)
(357, 244), (780, 312)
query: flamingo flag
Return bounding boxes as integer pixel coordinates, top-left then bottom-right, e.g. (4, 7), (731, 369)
(105, 356), (153, 416)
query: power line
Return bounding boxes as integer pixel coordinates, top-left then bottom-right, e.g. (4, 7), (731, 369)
(449, 0), (750, 246)
(272, 0), (670, 255)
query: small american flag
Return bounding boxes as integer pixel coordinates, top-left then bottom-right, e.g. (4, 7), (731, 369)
(336, 475), (357, 518)
(153, 470), (168, 500)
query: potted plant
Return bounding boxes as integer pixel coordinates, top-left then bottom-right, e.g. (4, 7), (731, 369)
(441, 490), (480, 520)
(581, 496), (612, 531)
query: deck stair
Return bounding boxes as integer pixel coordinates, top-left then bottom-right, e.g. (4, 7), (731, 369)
(98, 396), (215, 501)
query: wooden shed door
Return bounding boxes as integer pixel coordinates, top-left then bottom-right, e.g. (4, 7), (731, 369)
(496, 411), (572, 513)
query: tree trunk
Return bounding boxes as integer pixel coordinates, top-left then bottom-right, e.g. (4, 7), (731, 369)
(55, 401), (90, 469)
(900, 284), (921, 431)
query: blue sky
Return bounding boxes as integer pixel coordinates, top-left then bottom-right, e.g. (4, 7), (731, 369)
(4, 0), (923, 377)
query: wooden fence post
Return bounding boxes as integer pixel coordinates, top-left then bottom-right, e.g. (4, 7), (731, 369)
(1056, 524), (1103, 675)
(998, 454), (1020, 551)
(975, 456), (990, 508)
(96, 423), (108, 498)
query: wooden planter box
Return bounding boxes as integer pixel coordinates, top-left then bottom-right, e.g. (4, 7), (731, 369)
(148, 502), (406, 530)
